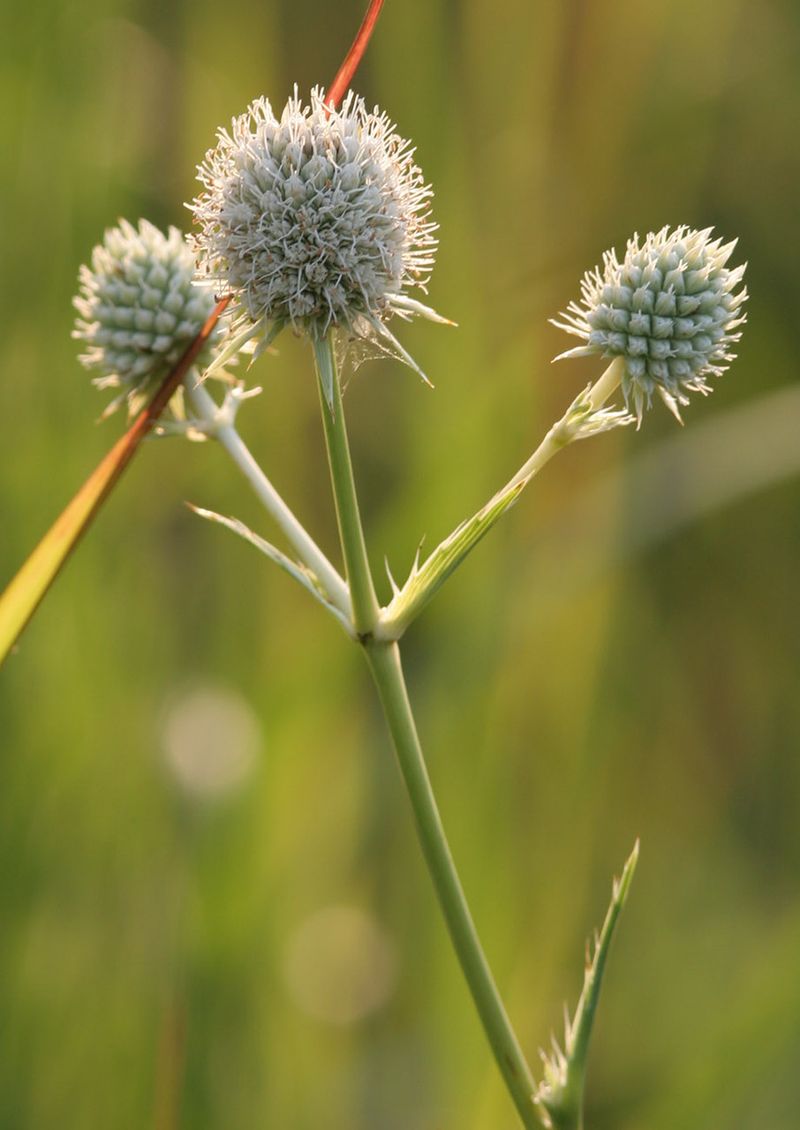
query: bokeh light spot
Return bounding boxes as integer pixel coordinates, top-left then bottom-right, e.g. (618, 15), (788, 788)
(283, 904), (398, 1025)
(160, 684), (261, 800)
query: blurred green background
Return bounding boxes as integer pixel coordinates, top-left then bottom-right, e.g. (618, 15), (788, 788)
(2, 1), (800, 1127)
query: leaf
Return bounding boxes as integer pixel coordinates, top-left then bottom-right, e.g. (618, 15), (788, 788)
(378, 478), (526, 639)
(534, 842), (640, 1130)
(325, 0), (386, 110)
(189, 505), (355, 636)
(0, 297), (229, 667)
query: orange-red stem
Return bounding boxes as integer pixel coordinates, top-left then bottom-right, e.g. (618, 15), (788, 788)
(326, 0), (385, 109)
(0, 297), (229, 664)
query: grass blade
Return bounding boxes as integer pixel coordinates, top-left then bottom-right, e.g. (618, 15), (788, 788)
(325, 0), (385, 109)
(0, 297), (229, 666)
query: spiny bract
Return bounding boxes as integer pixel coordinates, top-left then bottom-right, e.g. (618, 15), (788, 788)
(73, 219), (220, 416)
(552, 226), (747, 422)
(189, 87), (443, 380)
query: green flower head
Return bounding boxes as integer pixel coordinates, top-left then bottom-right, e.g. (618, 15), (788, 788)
(73, 219), (221, 416)
(552, 225), (747, 422)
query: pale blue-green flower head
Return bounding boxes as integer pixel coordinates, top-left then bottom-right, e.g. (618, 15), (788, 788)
(552, 226), (747, 422)
(73, 219), (221, 416)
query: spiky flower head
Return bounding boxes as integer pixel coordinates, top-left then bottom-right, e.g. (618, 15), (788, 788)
(189, 87), (444, 380)
(73, 219), (221, 416)
(552, 225), (747, 422)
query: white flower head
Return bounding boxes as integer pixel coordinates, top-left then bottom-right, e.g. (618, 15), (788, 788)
(73, 219), (221, 417)
(189, 87), (446, 380)
(552, 225), (747, 422)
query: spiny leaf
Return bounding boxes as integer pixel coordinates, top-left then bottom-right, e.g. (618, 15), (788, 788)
(535, 842), (639, 1130)
(378, 479), (525, 638)
(189, 505), (355, 636)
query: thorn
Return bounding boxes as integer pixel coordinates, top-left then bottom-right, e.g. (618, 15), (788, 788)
(659, 386), (685, 424)
(384, 556), (400, 596)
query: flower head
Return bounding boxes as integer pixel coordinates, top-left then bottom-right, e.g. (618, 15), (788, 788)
(552, 226), (747, 422)
(189, 87), (444, 380)
(73, 219), (221, 416)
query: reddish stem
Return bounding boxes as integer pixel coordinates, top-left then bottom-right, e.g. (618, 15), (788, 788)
(0, 296), (230, 664)
(125, 296), (230, 452)
(63, 295), (232, 543)
(325, 0), (386, 110)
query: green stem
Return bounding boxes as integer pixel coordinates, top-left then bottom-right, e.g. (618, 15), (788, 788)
(376, 357), (626, 640)
(506, 357), (625, 490)
(313, 335), (380, 636)
(186, 377), (351, 617)
(364, 638), (542, 1129)
(316, 336), (542, 1127)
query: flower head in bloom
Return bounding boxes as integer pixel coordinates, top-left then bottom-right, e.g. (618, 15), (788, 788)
(189, 87), (445, 380)
(73, 219), (221, 416)
(552, 226), (747, 422)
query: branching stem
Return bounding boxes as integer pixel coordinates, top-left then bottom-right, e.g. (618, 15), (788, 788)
(315, 334), (544, 1128)
(186, 377), (351, 617)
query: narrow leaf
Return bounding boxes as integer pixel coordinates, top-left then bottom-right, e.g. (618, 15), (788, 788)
(325, 0), (385, 110)
(0, 297), (229, 666)
(379, 479), (526, 639)
(189, 505), (355, 636)
(535, 842), (640, 1130)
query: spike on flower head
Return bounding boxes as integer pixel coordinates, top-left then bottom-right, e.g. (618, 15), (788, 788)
(73, 219), (222, 417)
(188, 87), (445, 382)
(552, 225), (747, 423)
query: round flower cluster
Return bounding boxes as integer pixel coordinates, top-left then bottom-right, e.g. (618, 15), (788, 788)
(73, 219), (220, 415)
(552, 226), (747, 420)
(189, 87), (440, 372)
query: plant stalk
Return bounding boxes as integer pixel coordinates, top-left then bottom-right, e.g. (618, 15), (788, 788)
(313, 335), (380, 636)
(364, 638), (542, 1129)
(314, 337), (541, 1127)
(186, 378), (351, 617)
(506, 357), (625, 490)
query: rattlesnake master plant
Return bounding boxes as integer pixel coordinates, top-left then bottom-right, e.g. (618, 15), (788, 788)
(49, 42), (748, 1127)
(73, 219), (223, 417)
(189, 87), (445, 382)
(552, 225), (748, 423)
(60, 205), (750, 1130)
(12, 11), (755, 1121)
